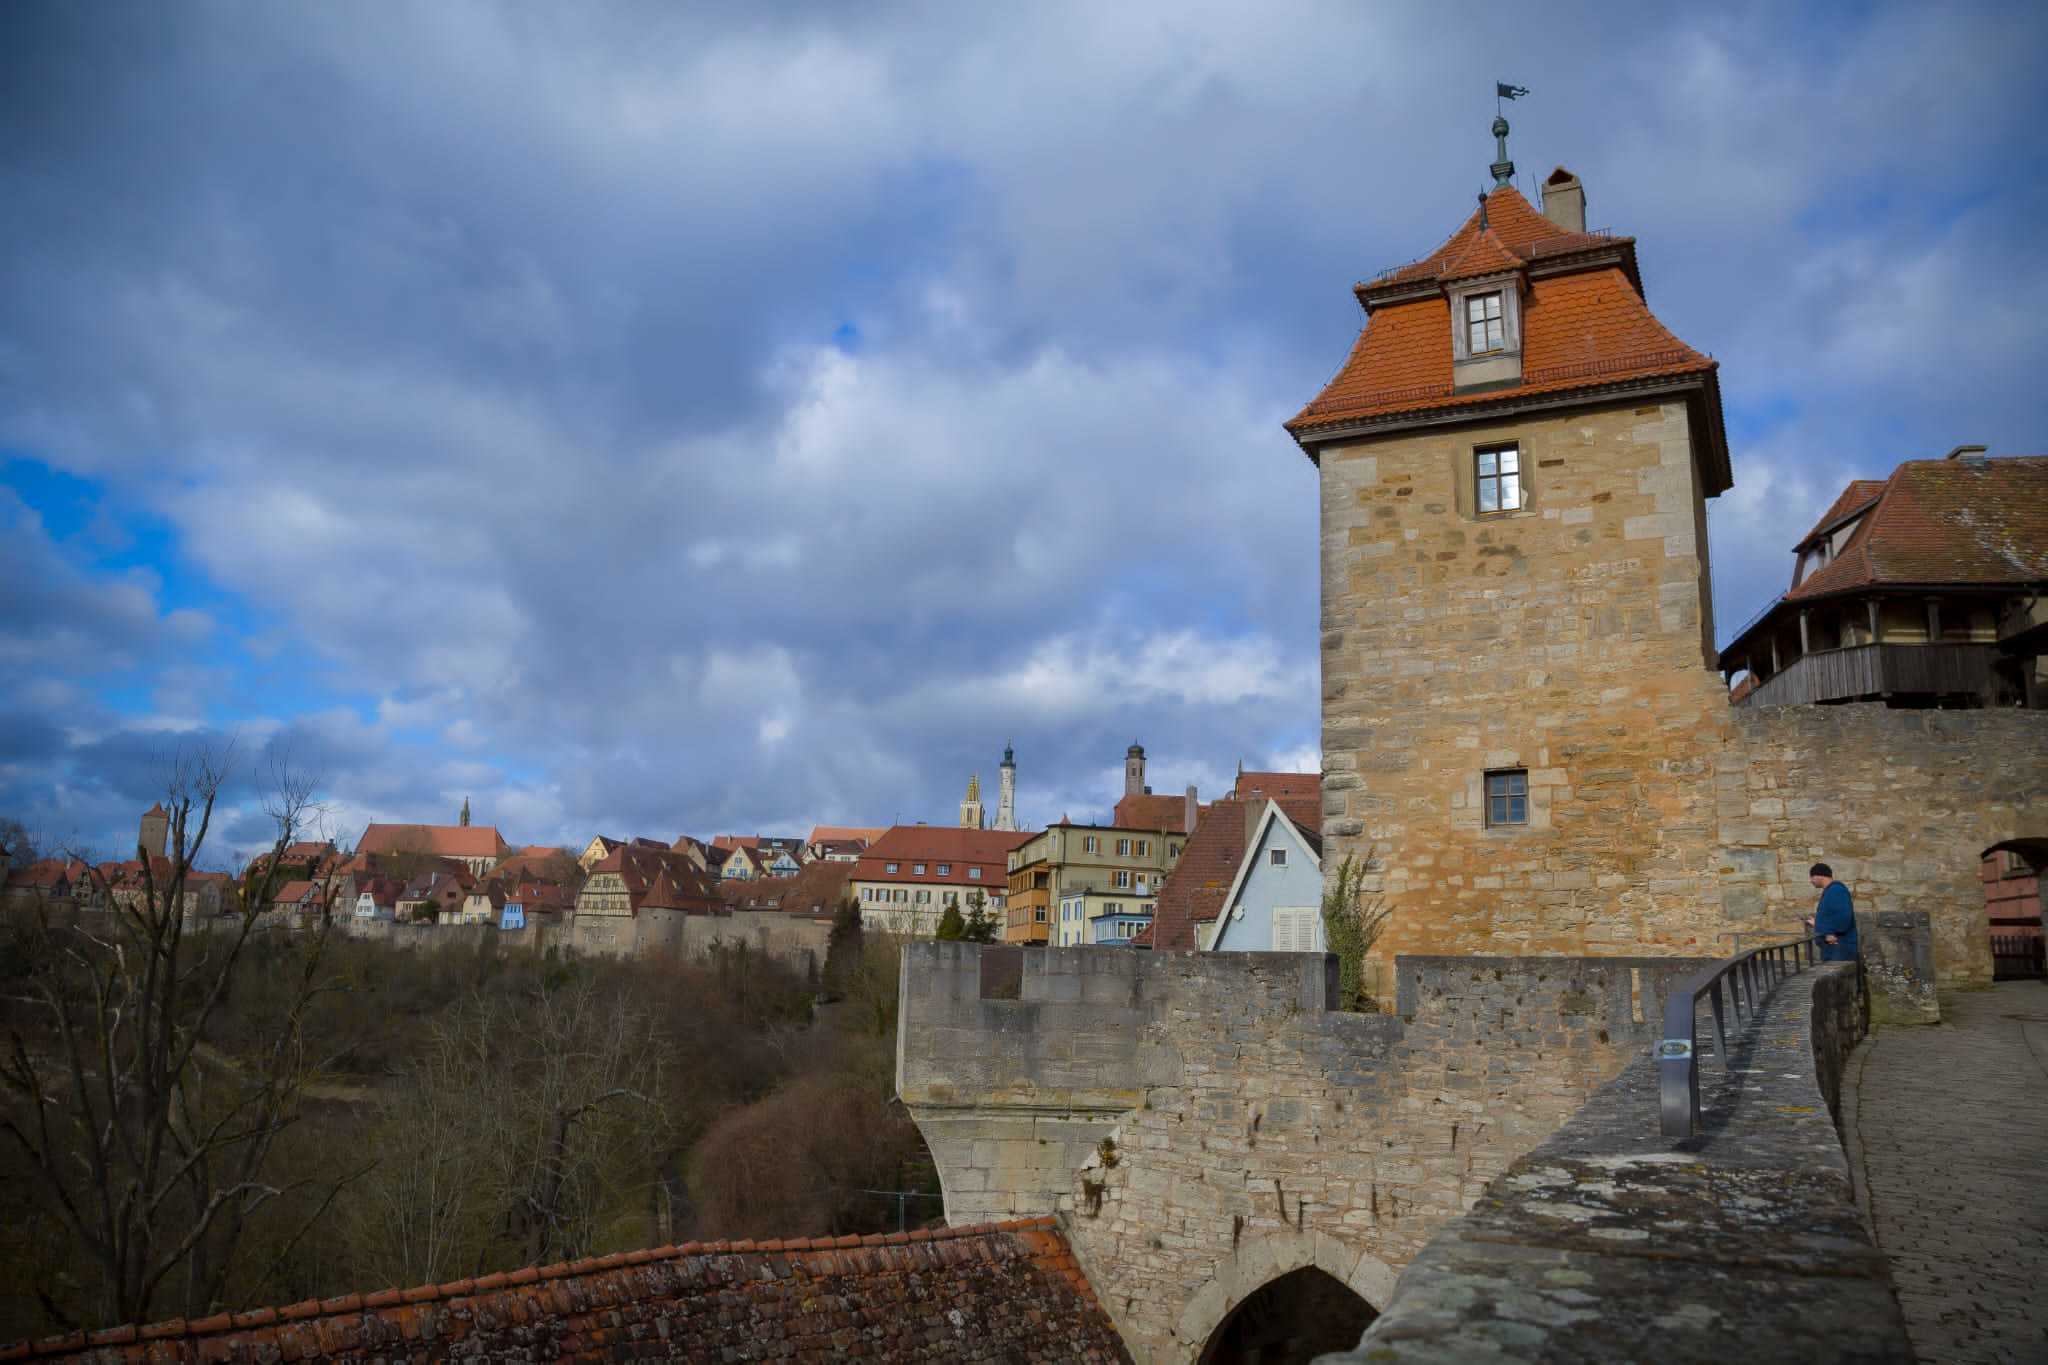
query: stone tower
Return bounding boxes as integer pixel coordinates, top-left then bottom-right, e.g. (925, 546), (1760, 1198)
(959, 774), (985, 830)
(1124, 743), (1147, 797)
(995, 745), (1017, 832)
(459, 796), (471, 828)
(1287, 127), (1733, 962)
(138, 802), (169, 860)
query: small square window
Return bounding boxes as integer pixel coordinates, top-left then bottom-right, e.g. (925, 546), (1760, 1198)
(937, 863), (950, 875)
(913, 863), (926, 875)
(1466, 291), (1505, 353)
(1485, 769), (1529, 827)
(1270, 848), (1287, 867)
(969, 867), (982, 879)
(885, 862), (899, 874)
(1476, 445), (1524, 514)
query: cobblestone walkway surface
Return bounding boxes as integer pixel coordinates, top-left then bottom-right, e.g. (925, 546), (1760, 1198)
(1849, 982), (2048, 1364)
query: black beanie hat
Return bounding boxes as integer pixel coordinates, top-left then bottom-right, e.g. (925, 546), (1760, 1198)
(1809, 862), (1832, 879)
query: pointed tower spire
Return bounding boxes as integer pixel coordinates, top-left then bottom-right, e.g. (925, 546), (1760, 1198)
(459, 797), (471, 827)
(1490, 114), (1515, 188)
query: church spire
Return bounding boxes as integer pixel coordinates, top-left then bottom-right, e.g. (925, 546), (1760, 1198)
(459, 797), (471, 827)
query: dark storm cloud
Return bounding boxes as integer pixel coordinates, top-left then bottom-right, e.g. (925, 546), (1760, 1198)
(3, 1), (2045, 859)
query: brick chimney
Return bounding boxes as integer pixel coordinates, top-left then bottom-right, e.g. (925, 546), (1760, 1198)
(1541, 166), (1586, 233)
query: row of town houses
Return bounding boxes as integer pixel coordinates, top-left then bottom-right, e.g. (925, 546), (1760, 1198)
(1, 743), (1344, 964)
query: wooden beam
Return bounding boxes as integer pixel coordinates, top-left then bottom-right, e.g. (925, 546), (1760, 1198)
(1926, 598), (1942, 642)
(1867, 598), (1881, 645)
(1798, 610), (1811, 655)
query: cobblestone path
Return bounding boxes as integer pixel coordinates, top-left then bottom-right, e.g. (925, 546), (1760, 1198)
(1849, 981), (2048, 1364)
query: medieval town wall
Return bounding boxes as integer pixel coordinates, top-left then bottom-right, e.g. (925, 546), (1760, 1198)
(897, 944), (1710, 1363)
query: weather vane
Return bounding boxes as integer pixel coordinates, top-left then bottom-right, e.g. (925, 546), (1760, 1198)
(1491, 82), (1528, 188)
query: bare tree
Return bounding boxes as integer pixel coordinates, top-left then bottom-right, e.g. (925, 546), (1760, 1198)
(342, 977), (672, 1286)
(0, 746), (349, 1330)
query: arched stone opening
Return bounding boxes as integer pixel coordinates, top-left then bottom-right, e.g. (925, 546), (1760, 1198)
(1195, 1266), (1376, 1364)
(1171, 1232), (1395, 1365)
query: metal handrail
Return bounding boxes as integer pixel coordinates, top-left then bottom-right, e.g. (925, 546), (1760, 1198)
(1656, 935), (1822, 1137)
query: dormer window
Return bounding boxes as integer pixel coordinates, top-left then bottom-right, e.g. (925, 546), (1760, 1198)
(1447, 274), (1524, 390)
(1466, 292), (1505, 353)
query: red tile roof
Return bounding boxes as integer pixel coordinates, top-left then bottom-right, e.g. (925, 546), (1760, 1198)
(8, 1217), (1126, 1363)
(1110, 792), (1199, 833)
(720, 863), (851, 915)
(1234, 770), (1320, 802)
(806, 824), (886, 847)
(1286, 185), (1726, 493)
(1797, 479), (1887, 550)
(591, 845), (722, 915)
(1147, 790), (1322, 952)
(1784, 456), (2048, 602)
(356, 823), (507, 861)
(855, 826), (1033, 888)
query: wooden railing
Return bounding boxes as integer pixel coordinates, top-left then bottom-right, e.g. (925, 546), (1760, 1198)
(1742, 643), (1998, 707)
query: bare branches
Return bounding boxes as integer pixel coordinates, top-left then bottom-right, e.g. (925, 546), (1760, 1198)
(0, 743), (340, 1329)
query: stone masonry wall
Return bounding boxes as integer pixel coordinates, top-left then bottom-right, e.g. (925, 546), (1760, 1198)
(1718, 706), (2046, 990)
(1318, 400), (1733, 964)
(1316, 396), (2048, 989)
(897, 944), (1709, 1363)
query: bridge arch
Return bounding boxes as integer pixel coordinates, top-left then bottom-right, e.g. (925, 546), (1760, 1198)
(1172, 1231), (1395, 1363)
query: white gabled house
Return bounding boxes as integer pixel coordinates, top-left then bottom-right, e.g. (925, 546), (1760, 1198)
(1204, 799), (1326, 953)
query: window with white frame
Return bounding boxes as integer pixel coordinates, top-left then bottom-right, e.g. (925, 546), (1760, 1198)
(913, 863), (926, 875)
(1476, 445), (1524, 514)
(1116, 838), (1131, 856)
(1114, 870), (1133, 889)
(885, 862), (899, 873)
(1466, 291), (1504, 353)
(1083, 836), (1099, 853)
(937, 863), (950, 875)
(968, 867), (982, 879)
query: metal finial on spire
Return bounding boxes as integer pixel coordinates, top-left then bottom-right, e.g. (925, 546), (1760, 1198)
(1491, 82), (1527, 189)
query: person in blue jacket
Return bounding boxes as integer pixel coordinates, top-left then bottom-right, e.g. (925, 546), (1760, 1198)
(1804, 863), (1859, 962)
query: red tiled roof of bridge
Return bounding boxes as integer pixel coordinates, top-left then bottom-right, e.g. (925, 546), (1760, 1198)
(1785, 456), (2048, 603)
(6, 1218), (1125, 1363)
(1287, 185), (1716, 440)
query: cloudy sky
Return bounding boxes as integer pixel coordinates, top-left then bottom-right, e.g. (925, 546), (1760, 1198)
(4, 2), (2044, 865)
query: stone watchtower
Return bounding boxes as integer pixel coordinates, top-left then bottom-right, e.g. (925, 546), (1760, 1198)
(1287, 126), (1736, 964)
(1124, 743), (1147, 797)
(138, 802), (169, 860)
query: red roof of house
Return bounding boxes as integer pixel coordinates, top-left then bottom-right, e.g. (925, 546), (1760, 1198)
(1784, 456), (2048, 603)
(1110, 792), (1200, 834)
(1234, 770), (1320, 802)
(854, 826), (1032, 887)
(589, 845), (722, 915)
(1286, 184), (1727, 492)
(1797, 479), (1888, 550)
(806, 824), (886, 847)
(7, 1217), (1123, 1363)
(356, 823), (507, 860)
(271, 880), (317, 904)
(1148, 791), (1322, 951)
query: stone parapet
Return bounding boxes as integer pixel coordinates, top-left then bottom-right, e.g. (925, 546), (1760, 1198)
(1328, 961), (1910, 1362)
(899, 945), (1714, 1362)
